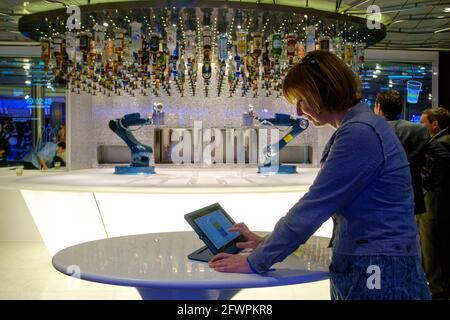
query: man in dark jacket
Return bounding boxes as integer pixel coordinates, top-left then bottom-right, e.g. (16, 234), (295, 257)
(420, 107), (450, 300)
(374, 91), (450, 215)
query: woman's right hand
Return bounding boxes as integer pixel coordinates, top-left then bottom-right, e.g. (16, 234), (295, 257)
(229, 223), (264, 250)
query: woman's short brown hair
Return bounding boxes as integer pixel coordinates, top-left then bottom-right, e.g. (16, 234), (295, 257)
(282, 50), (361, 113)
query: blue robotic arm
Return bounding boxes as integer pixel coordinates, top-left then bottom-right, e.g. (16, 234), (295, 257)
(258, 113), (309, 174)
(108, 113), (155, 175)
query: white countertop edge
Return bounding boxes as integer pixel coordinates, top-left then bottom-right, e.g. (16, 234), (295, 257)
(51, 258), (329, 289)
(5, 185), (312, 194)
(0, 168), (317, 194)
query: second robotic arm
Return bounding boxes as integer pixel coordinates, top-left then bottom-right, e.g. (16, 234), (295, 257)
(258, 113), (309, 174)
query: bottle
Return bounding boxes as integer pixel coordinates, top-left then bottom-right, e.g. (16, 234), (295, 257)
(319, 36), (330, 51)
(286, 33), (296, 64)
(251, 32), (263, 58)
(129, 21), (142, 63)
(65, 31), (76, 62)
(236, 30), (247, 58)
(184, 30), (196, 60)
(296, 41), (305, 59)
(331, 36), (342, 58)
(272, 33), (282, 59)
(203, 26), (212, 53)
(344, 42), (354, 67)
(218, 34), (228, 62)
(166, 25), (177, 56)
(305, 26), (316, 53)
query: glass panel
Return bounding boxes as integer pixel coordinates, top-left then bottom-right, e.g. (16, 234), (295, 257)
(0, 57), (66, 169)
(361, 61), (433, 123)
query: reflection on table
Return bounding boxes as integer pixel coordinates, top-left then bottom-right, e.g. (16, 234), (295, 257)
(52, 231), (331, 300)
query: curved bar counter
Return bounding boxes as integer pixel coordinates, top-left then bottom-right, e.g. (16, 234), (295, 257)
(0, 167), (331, 257)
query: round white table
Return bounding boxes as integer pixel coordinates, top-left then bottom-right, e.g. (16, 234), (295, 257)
(52, 231), (331, 300)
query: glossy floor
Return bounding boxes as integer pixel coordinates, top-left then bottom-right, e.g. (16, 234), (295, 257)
(0, 242), (331, 300)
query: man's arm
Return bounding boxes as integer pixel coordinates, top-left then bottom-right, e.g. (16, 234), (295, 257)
(247, 122), (385, 273)
(36, 142), (57, 170)
(422, 138), (450, 191)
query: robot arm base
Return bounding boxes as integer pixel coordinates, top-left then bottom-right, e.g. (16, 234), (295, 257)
(114, 165), (155, 175)
(257, 164), (297, 174)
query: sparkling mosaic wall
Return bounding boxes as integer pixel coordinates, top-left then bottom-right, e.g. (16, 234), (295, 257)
(69, 91), (335, 169)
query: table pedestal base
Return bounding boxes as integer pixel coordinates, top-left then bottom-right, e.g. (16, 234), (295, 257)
(136, 287), (241, 300)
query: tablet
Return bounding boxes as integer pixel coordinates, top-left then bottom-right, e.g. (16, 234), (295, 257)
(184, 203), (247, 262)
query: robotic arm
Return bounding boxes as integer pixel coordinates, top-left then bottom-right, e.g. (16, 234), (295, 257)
(108, 113), (155, 175)
(257, 113), (309, 174)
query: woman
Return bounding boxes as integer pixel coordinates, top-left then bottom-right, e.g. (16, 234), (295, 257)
(209, 51), (431, 300)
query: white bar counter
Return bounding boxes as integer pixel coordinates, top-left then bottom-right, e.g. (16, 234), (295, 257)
(0, 167), (331, 256)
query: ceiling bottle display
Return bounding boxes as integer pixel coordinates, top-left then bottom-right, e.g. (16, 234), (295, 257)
(33, 5), (381, 99)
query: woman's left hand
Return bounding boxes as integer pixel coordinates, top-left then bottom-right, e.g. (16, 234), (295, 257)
(208, 253), (253, 273)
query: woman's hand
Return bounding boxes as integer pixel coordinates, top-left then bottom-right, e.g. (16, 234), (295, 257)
(208, 253), (252, 273)
(229, 223), (264, 250)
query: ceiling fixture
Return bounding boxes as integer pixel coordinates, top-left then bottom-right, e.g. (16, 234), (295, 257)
(16, 3), (386, 98)
(434, 27), (450, 33)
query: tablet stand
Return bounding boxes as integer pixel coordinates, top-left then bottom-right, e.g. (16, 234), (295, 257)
(188, 245), (215, 262)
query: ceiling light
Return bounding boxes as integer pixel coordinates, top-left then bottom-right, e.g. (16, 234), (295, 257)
(103, 22), (109, 27)
(444, 8), (450, 12)
(434, 27), (450, 33)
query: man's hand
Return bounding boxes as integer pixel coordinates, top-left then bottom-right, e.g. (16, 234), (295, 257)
(208, 253), (253, 273)
(229, 222), (264, 250)
(39, 159), (48, 170)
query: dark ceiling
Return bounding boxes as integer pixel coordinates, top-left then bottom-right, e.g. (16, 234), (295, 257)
(0, 0), (449, 49)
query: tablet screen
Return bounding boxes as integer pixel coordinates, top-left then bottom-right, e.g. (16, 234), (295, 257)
(194, 208), (240, 250)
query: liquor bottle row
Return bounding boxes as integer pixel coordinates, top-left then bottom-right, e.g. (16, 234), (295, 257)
(40, 24), (365, 98)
